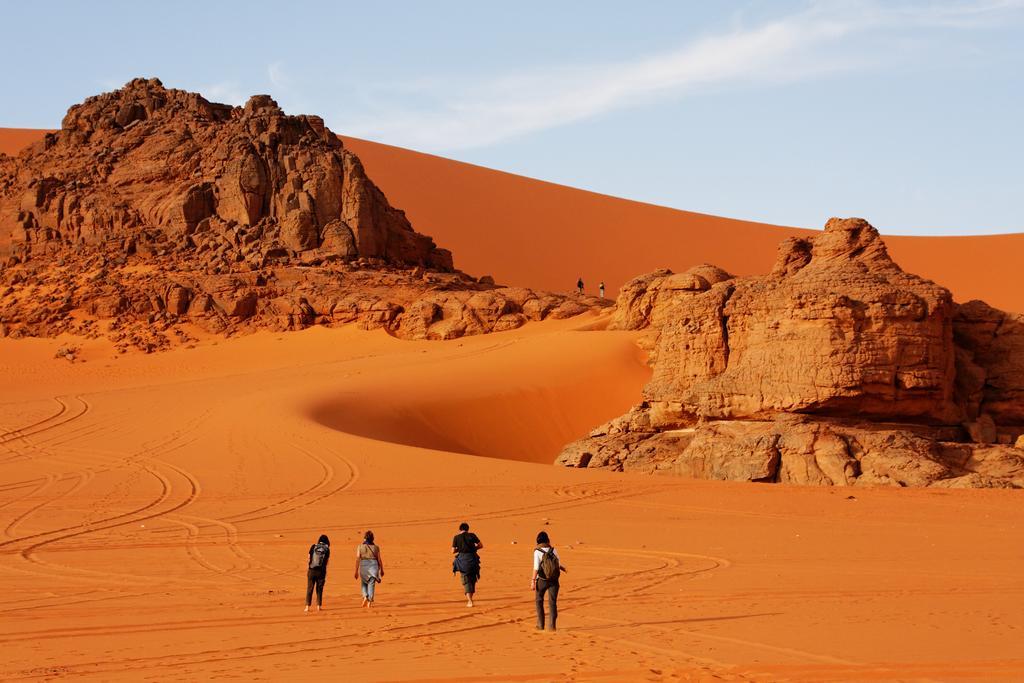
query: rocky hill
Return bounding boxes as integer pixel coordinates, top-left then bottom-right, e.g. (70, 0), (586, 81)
(0, 79), (605, 350)
(558, 218), (1024, 488)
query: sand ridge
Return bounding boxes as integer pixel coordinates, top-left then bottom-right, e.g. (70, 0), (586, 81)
(1, 318), (1023, 681)
(341, 134), (1024, 314)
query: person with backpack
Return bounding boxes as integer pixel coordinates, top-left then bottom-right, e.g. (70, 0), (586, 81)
(532, 531), (567, 631)
(354, 530), (384, 608)
(451, 522), (483, 607)
(304, 534), (331, 612)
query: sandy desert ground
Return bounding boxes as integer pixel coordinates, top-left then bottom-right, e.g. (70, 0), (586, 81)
(4, 128), (1023, 313)
(1, 312), (1023, 682)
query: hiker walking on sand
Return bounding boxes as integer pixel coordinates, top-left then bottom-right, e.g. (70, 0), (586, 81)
(452, 522), (483, 607)
(354, 530), (384, 608)
(304, 534), (331, 612)
(576, 277), (584, 295)
(599, 281), (605, 299)
(532, 531), (567, 631)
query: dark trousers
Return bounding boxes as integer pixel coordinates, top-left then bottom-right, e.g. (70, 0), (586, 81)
(535, 578), (559, 630)
(455, 552), (480, 594)
(306, 568), (325, 606)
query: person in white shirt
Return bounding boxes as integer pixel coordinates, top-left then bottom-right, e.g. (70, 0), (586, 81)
(531, 531), (568, 631)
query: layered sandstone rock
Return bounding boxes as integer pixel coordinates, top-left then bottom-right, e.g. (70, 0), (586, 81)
(0, 78), (451, 269)
(0, 80), (607, 349)
(557, 218), (1024, 488)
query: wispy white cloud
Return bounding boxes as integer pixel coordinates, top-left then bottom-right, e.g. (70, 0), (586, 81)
(94, 76), (248, 107)
(97, 76), (129, 92)
(332, 0), (1024, 151)
(201, 81), (247, 106)
(267, 62), (288, 90)
(883, 0), (1024, 27)
(263, 61), (316, 116)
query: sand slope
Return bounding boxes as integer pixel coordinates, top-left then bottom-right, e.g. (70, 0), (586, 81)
(0, 127), (44, 157)
(341, 137), (1024, 314)
(3, 127), (1022, 312)
(1, 319), (1023, 681)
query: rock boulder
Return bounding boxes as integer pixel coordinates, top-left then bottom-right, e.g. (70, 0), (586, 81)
(558, 218), (1024, 488)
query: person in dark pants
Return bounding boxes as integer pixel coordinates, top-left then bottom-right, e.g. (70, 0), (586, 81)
(576, 277), (584, 295)
(452, 522), (483, 607)
(531, 531), (567, 631)
(305, 534), (331, 612)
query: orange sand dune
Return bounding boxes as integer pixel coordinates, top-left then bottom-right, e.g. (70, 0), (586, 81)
(0, 127), (44, 157)
(341, 137), (1024, 313)
(3, 127), (1022, 312)
(309, 319), (649, 464)
(1, 319), (1023, 680)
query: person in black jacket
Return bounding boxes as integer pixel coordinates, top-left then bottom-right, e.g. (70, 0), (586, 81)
(451, 522), (483, 607)
(305, 534), (331, 612)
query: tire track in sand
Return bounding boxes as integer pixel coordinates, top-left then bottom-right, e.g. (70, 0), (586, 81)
(0, 402), (290, 585)
(0, 397), (103, 536)
(0, 396), (98, 459)
(183, 440), (362, 529)
(158, 459), (292, 580)
(0, 409), (216, 586)
(0, 397), (71, 443)
(0, 545), (734, 679)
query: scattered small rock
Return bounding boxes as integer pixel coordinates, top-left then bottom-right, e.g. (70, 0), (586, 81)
(54, 345), (80, 362)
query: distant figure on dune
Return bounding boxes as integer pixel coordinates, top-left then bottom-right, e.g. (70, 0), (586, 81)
(599, 281), (605, 299)
(577, 277), (584, 295)
(354, 530), (383, 608)
(304, 534), (331, 612)
(452, 522), (483, 607)
(532, 531), (567, 631)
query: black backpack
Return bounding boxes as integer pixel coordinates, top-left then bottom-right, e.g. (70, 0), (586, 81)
(537, 546), (560, 581)
(309, 542), (328, 570)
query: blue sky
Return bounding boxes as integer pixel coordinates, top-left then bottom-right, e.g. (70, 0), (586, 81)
(2, 1), (1022, 235)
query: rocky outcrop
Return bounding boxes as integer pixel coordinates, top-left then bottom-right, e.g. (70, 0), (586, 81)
(0, 78), (451, 269)
(557, 218), (1024, 488)
(953, 299), (1024, 426)
(0, 80), (608, 350)
(0, 241), (607, 352)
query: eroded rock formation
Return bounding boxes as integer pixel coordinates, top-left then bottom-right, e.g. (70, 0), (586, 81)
(1, 79), (453, 269)
(557, 218), (1024, 488)
(0, 79), (606, 350)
